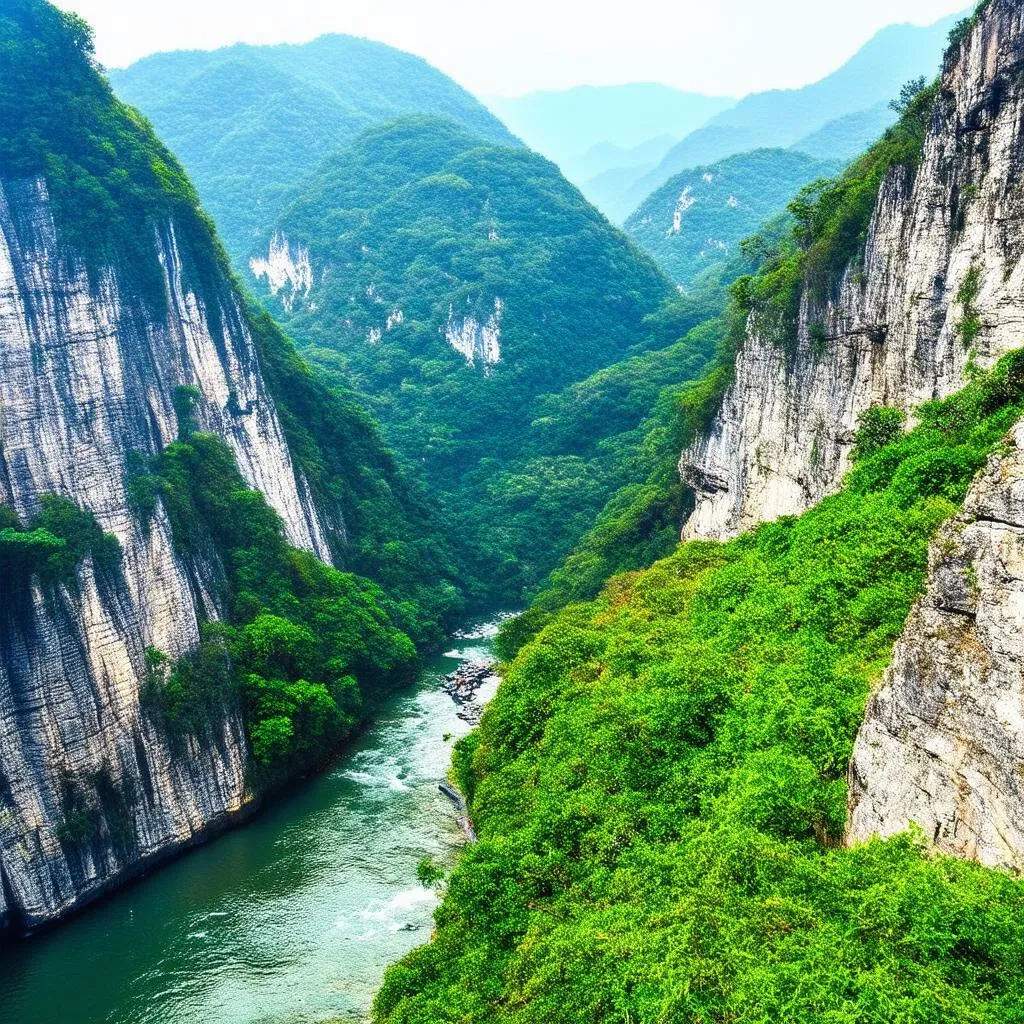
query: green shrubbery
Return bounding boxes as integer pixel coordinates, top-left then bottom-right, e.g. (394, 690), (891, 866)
(139, 432), (417, 779)
(0, 496), (120, 587)
(377, 351), (1024, 1023)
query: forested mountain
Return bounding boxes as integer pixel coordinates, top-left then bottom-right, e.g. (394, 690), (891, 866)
(626, 148), (839, 286)
(0, 0), (464, 933)
(110, 36), (517, 259)
(250, 115), (677, 601)
(612, 13), (961, 220)
(376, 4), (1024, 1021)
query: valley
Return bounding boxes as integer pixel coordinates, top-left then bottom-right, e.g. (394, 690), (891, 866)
(5, 0), (1024, 1022)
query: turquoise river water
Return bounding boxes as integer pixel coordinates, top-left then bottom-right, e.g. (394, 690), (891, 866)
(0, 618), (503, 1024)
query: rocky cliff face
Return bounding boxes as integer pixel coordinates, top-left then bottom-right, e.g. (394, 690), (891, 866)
(847, 420), (1024, 869)
(0, 176), (333, 933)
(681, 0), (1024, 541)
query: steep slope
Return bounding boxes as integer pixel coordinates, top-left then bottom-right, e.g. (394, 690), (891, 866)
(250, 116), (673, 601)
(617, 14), (961, 220)
(110, 36), (517, 260)
(625, 148), (839, 287)
(681, 0), (1024, 541)
(0, 0), (456, 935)
(374, 343), (1024, 1024)
(848, 415), (1024, 869)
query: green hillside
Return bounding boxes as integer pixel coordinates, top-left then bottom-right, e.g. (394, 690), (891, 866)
(251, 115), (676, 602)
(375, 349), (1024, 1024)
(626, 149), (840, 287)
(110, 36), (518, 260)
(2, 0), (466, 779)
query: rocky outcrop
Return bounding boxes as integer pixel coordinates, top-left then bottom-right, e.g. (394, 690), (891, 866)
(681, 0), (1024, 541)
(0, 177), (334, 933)
(847, 419), (1024, 870)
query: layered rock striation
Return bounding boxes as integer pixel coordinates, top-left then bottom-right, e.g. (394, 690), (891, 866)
(0, 177), (332, 933)
(681, 0), (1024, 541)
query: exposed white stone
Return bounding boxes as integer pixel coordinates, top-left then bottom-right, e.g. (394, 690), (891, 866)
(367, 326), (382, 345)
(249, 231), (313, 312)
(726, 195), (740, 208)
(848, 421), (1024, 870)
(681, 0), (1024, 541)
(0, 177), (335, 931)
(669, 186), (696, 235)
(444, 298), (503, 372)
(385, 309), (405, 331)
(703, 173), (714, 184)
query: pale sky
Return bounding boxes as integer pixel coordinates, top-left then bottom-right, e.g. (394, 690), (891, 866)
(54, 0), (969, 98)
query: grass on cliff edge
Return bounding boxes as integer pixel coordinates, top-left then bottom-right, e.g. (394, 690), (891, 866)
(373, 352), (1024, 1023)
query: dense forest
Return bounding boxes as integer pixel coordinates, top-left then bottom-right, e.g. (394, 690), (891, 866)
(110, 37), (516, 259)
(255, 115), (687, 604)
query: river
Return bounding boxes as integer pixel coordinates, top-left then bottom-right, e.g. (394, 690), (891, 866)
(0, 617), (504, 1024)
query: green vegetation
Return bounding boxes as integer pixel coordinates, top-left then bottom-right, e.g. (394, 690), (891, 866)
(110, 36), (516, 259)
(0, 0), (224, 311)
(262, 115), (679, 605)
(139, 432), (417, 779)
(947, 1), (992, 56)
(852, 405), (907, 461)
(957, 262), (983, 348)
(0, 497), (120, 588)
(625, 149), (840, 287)
(376, 350), (1024, 1024)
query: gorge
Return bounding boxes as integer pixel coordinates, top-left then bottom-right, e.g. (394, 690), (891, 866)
(5, 0), (1024, 1022)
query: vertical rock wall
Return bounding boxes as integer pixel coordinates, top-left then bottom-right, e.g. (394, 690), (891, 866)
(681, 0), (1024, 541)
(0, 177), (333, 932)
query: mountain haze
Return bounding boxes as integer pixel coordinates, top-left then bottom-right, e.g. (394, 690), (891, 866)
(614, 13), (963, 219)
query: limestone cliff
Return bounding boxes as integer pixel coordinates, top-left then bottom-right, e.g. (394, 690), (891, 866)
(847, 420), (1024, 869)
(681, 0), (1024, 541)
(0, 176), (333, 933)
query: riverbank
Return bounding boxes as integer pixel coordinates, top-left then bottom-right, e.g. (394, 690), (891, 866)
(0, 616), (508, 1024)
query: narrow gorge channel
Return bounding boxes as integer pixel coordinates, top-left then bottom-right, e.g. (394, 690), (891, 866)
(0, 618), (506, 1024)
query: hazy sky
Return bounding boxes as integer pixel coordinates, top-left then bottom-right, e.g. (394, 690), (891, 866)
(54, 0), (969, 98)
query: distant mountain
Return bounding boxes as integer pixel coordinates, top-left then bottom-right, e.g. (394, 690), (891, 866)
(249, 115), (673, 599)
(791, 103), (893, 161)
(110, 36), (517, 259)
(574, 135), (680, 182)
(616, 13), (963, 219)
(486, 84), (734, 180)
(626, 149), (839, 287)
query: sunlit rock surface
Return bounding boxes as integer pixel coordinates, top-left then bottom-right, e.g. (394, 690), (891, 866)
(0, 177), (331, 931)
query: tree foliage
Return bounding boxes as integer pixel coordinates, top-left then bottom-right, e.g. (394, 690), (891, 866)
(377, 349), (1024, 1024)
